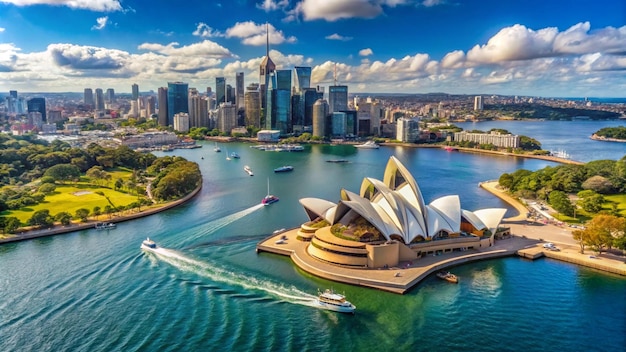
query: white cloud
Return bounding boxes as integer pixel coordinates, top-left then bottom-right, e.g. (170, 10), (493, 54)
(440, 50), (465, 69)
(421, 0), (445, 7)
(91, 16), (108, 30)
(257, 0), (289, 11)
(225, 22), (296, 46)
(192, 23), (223, 38)
(325, 33), (352, 41)
(553, 22), (626, 55)
(0, 27), (5, 32)
(295, 0), (383, 21)
(138, 40), (236, 59)
(0, 0), (122, 12)
(359, 48), (373, 56)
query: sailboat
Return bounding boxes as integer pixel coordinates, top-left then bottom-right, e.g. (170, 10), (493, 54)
(225, 147), (231, 160)
(261, 178), (279, 205)
(213, 142), (221, 152)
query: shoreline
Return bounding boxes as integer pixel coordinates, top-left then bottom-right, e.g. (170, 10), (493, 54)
(0, 183), (202, 244)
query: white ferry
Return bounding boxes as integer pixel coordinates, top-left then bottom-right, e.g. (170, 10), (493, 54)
(141, 237), (157, 250)
(315, 289), (356, 314)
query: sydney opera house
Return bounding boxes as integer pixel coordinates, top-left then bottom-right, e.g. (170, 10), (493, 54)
(295, 156), (508, 269)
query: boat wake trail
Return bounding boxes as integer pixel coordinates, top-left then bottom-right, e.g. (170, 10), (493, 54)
(177, 204), (265, 247)
(144, 246), (317, 306)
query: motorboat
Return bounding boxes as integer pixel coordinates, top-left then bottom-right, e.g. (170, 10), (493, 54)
(262, 178), (279, 205)
(354, 141), (379, 149)
(436, 271), (458, 283)
(141, 237), (156, 249)
(231, 152), (240, 159)
(315, 289), (356, 314)
(326, 159), (349, 163)
(274, 165), (294, 173)
(244, 165), (254, 176)
(95, 222), (116, 230)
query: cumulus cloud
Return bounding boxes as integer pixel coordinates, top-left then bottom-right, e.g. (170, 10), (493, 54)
(192, 23), (224, 38)
(257, 0), (289, 11)
(421, 0), (445, 6)
(440, 50), (465, 69)
(225, 22), (296, 45)
(325, 33), (352, 41)
(295, 0), (383, 21)
(138, 40), (236, 59)
(91, 16), (109, 30)
(48, 43), (128, 70)
(0, 27), (5, 32)
(1, 0), (122, 12)
(359, 48), (373, 56)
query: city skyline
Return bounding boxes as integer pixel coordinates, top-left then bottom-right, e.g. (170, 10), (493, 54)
(0, 0), (625, 97)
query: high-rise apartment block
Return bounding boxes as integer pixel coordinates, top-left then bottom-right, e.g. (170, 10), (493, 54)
(244, 83), (261, 128)
(27, 97), (46, 122)
(132, 83), (139, 100)
(216, 77), (226, 105)
(84, 88), (94, 107)
(95, 88), (105, 111)
(328, 85), (348, 113)
(157, 87), (168, 126)
(236, 72), (244, 110)
(167, 82), (188, 126)
(474, 96), (483, 111)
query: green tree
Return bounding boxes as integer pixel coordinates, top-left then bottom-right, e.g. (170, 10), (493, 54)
(548, 190), (574, 216)
(43, 164), (81, 183)
(3, 217), (21, 233)
(581, 175), (614, 194)
(27, 209), (53, 228)
(38, 183), (56, 194)
(75, 208), (90, 222)
(54, 212), (72, 226)
(92, 206), (102, 220)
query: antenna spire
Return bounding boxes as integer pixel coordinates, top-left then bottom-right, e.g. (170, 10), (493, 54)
(333, 63), (337, 86)
(266, 22), (270, 57)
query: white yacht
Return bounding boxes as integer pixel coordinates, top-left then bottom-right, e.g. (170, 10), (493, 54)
(244, 165), (254, 176)
(315, 289), (356, 314)
(141, 237), (156, 249)
(354, 141), (379, 149)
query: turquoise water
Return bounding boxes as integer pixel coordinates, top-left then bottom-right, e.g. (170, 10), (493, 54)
(1, 131), (625, 351)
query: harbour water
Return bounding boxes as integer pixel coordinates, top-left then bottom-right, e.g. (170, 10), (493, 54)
(1, 120), (625, 351)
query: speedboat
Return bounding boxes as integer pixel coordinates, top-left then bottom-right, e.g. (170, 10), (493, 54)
(273, 165), (294, 173)
(354, 141), (379, 149)
(141, 237), (156, 249)
(315, 289), (356, 314)
(231, 152), (240, 159)
(436, 271), (458, 283)
(244, 165), (254, 176)
(95, 222), (116, 230)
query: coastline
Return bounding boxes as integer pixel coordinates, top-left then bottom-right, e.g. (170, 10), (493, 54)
(0, 183), (203, 245)
(590, 134), (626, 143)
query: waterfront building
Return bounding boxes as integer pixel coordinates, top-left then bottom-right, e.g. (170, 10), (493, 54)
(189, 94), (209, 128)
(132, 83), (139, 100)
(216, 77), (226, 105)
(331, 112), (348, 138)
(120, 131), (179, 149)
(297, 156), (507, 268)
(173, 112), (189, 133)
(265, 69), (291, 133)
(157, 87), (168, 126)
(328, 85), (348, 113)
(396, 117), (420, 143)
(244, 83), (261, 128)
(27, 97), (46, 122)
(217, 102), (237, 134)
(257, 129), (280, 142)
(453, 130), (520, 148)
(236, 72), (244, 110)
(95, 88), (105, 111)
(312, 99), (328, 138)
(474, 96), (483, 111)
(84, 88), (94, 107)
(167, 82), (188, 126)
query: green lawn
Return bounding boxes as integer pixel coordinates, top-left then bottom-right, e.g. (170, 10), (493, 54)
(3, 184), (139, 223)
(603, 194), (626, 217)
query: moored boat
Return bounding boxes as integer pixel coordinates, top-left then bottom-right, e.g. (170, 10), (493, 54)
(141, 237), (156, 249)
(354, 141), (379, 149)
(315, 289), (356, 314)
(274, 165), (294, 173)
(214, 142), (221, 152)
(95, 222), (116, 230)
(436, 271), (458, 283)
(244, 165), (254, 176)
(231, 152), (240, 159)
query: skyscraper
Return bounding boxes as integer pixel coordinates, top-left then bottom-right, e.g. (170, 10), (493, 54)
(105, 88), (115, 104)
(236, 72), (244, 110)
(474, 96), (483, 111)
(132, 83), (139, 100)
(188, 88), (198, 126)
(293, 66), (311, 93)
(84, 88), (94, 107)
(329, 85), (348, 113)
(95, 88), (105, 110)
(312, 99), (328, 138)
(265, 70), (291, 133)
(259, 23), (275, 111)
(157, 87), (168, 126)
(9, 90), (17, 99)
(167, 82), (188, 126)
(244, 83), (260, 128)
(27, 97), (46, 122)
(216, 77), (226, 105)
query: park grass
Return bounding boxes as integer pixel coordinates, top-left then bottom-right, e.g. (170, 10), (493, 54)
(3, 185), (138, 223)
(603, 194), (626, 217)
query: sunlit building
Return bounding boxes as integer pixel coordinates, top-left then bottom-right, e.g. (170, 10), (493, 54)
(167, 82), (188, 126)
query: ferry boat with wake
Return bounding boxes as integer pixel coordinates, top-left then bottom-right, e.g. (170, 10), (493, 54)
(315, 289), (356, 314)
(141, 237), (157, 250)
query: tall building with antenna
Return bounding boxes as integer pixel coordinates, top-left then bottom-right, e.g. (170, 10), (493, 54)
(259, 23), (276, 113)
(329, 64), (348, 113)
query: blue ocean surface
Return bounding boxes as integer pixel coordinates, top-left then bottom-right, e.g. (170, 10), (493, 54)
(1, 128), (625, 351)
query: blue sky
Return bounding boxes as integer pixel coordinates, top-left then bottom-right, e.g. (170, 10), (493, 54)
(1, 0), (625, 97)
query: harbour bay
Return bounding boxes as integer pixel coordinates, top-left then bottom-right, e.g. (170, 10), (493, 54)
(1, 120), (625, 351)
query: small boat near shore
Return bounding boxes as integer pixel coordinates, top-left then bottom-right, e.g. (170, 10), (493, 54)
(213, 142), (221, 152)
(95, 222), (116, 230)
(141, 237), (156, 249)
(274, 165), (294, 173)
(315, 289), (356, 314)
(436, 271), (458, 283)
(354, 141), (379, 149)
